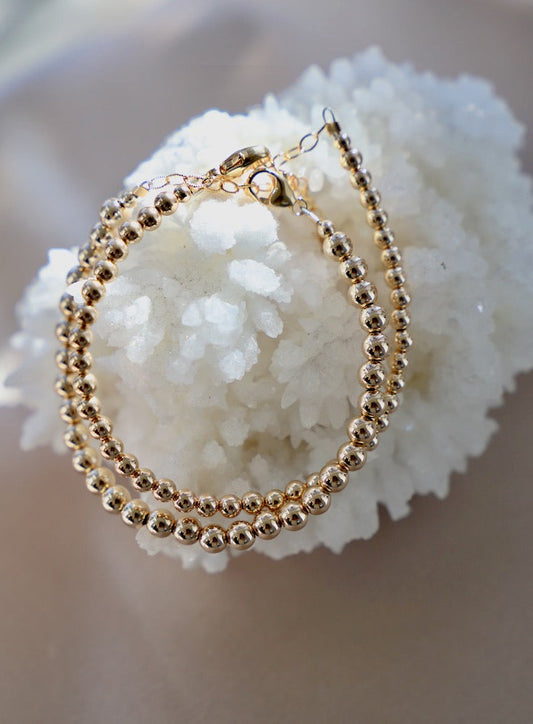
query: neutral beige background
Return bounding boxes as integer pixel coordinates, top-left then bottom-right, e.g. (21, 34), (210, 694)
(0, 1), (532, 722)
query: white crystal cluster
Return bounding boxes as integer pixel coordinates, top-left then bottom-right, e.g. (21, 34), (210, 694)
(3, 48), (533, 572)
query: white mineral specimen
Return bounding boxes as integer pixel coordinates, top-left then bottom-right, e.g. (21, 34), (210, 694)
(3, 48), (533, 572)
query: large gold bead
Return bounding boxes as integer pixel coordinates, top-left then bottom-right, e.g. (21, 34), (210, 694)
(338, 256), (368, 283)
(86, 466), (115, 494)
(280, 502), (308, 531)
(72, 446), (99, 473)
(337, 443), (366, 472)
(115, 453), (139, 477)
(154, 190), (178, 215)
(94, 260), (118, 284)
(199, 525), (227, 553)
(319, 461), (349, 493)
(121, 499), (149, 527)
(341, 148), (363, 170)
(153, 478), (176, 502)
(348, 281), (377, 308)
(174, 516), (201, 545)
(59, 399), (79, 424)
(363, 333), (389, 362)
(253, 510), (281, 540)
(360, 305), (387, 333)
(359, 361), (385, 389)
(89, 222), (113, 246)
(100, 198), (124, 227)
(105, 239), (129, 262)
(322, 232), (352, 261)
(102, 485), (131, 513)
(137, 205), (161, 230)
(302, 485), (331, 515)
(227, 521), (255, 550)
(72, 373), (97, 398)
(63, 424), (88, 450)
(68, 327), (92, 351)
(359, 390), (387, 418)
(242, 491), (263, 514)
(285, 480), (304, 500)
(347, 416), (376, 445)
(81, 279), (106, 305)
(68, 351), (92, 374)
(74, 305), (98, 328)
(147, 509), (176, 537)
(374, 228), (395, 249)
(196, 494), (217, 517)
(173, 489), (197, 513)
(77, 396), (101, 420)
(132, 468), (156, 492)
(88, 415), (113, 440)
(100, 437), (124, 461)
(119, 220), (144, 244)
(219, 494), (241, 518)
(264, 489), (285, 511)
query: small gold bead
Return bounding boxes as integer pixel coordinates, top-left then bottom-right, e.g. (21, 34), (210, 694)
(72, 446), (99, 473)
(385, 393), (400, 413)
(196, 494), (218, 517)
(68, 327), (92, 351)
(348, 281), (377, 308)
(72, 373), (97, 398)
(390, 287), (411, 309)
(302, 485), (331, 515)
(350, 168), (372, 190)
(375, 414), (390, 433)
(115, 453), (139, 477)
(386, 266), (406, 289)
(264, 489), (285, 511)
(363, 333), (389, 362)
(86, 466), (115, 494)
(118, 190), (139, 208)
(334, 132), (351, 152)
(66, 265), (89, 285)
(100, 198), (124, 227)
(285, 480), (304, 500)
(174, 516), (201, 545)
(173, 489), (197, 513)
(395, 330), (413, 352)
(94, 260), (118, 284)
(305, 472), (320, 487)
(319, 461), (349, 493)
(219, 494), (241, 518)
(55, 349), (70, 372)
(359, 361), (386, 389)
(59, 399), (79, 424)
(381, 246), (402, 268)
(374, 229), (395, 249)
(360, 187), (381, 209)
(132, 468), (156, 492)
(338, 256), (368, 283)
(77, 396), (101, 420)
(88, 416), (112, 440)
(121, 499), (150, 527)
(154, 190), (178, 215)
(367, 208), (389, 230)
(322, 231), (352, 260)
(54, 375), (74, 399)
(81, 279), (106, 305)
(280, 501), (308, 531)
(59, 293), (76, 319)
(387, 373), (405, 394)
(153, 478), (176, 502)
(253, 510), (281, 540)
(55, 321), (71, 345)
(347, 416), (376, 445)
(359, 390), (387, 418)
(68, 351), (92, 374)
(337, 443), (366, 472)
(119, 220), (144, 244)
(359, 305), (387, 333)
(199, 525), (227, 553)
(391, 309), (410, 331)
(227, 520), (255, 550)
(63, 424), (88, 450)
(341, 148), (363, 170)
(173, 184), (190, 203)
(137, 206), (161, 230)
(317, 219), (335, 238)
(147, 509), (176, 537)
(89, 222), (113, 246)
(78, 243), (103, 267)
(392, 352), (409, 372)
(102, 485), (131, 513)
(105, 238), (129, 262)
(100, 437), (124, 461)
(242, 491), (263, 514)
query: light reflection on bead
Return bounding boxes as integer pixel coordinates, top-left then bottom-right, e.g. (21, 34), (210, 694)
(174, 517), (201, 545)
(121, 499), (149, 527)
(285, 480), (304, 500)
(302, 486), (331, 515)
(147, 509), (175, 537)
(173, 489), (197, 513)
(242, 491), (263, 514)
(72, 447), (99, 473)
(337, 443), (366, 472)
(319, 462), (349, 493)
(280, 502), (307, 530)
(102, 485), (131, 513)
(132, 468), (156, 492)
(197, 494), (217, 517)
(227, 520), (255, 550)
(253, 511), (281, 540)
(199, 525), (227, 553)
(153, 478), (176, 502)
(264, 489), (285, 511)
(219, 494), (241, 518)
(86, 467), (115, 494)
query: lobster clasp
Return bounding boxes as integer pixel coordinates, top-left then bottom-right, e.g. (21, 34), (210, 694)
(248, 169), (296, 208)
(219, 146), (271, 176)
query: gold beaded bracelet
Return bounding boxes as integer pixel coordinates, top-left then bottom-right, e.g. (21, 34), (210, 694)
(54, 108), (412, 554)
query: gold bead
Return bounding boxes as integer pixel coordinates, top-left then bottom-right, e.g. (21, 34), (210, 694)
(360, 187), (381, 209)
(119, 220), (144, 244)
(375, 414), (390, 433)
(360, 305), (387, 333)
(102, 485), (131, 513)
(118, 189), (139, 208)
(174, 516), (201, 545)
(72, 446), (99, 473)
(395, 330), (413, 352)
(173, 184), (190, 203)
(100, 436), (124, 460)
(302, 485), (331, 515)
(338, 256), (368, 283)
(74, 303), (98, 328)
(242, 491), (263, 514)
(374, 228), (395, 249)
(348, 281), (377, 308)
(86, 466), (115, 494)
(390, 309), (410, 331)
(94, 260), (118, 284)
(386, 266), (406, 289)
(59, 399), (79, 424)
(366, 435), (379, 451)
(317, 219), (335, 238)
(341, 148), (363, 170)
(219, 494), (241, 518)
(392, 352), (408, 372)
(253, 510), (281, 540)
(319, 461), (349, 493)
(367, 208), (388, 229)
(359, 361), (386, 389)
(147, 509), (175, 537)
(363, 333), (389, 362)
(322, 231), (352, 260)
(121, 499), (149, 527)
(153, 478), (176, 502)
(63, 424), (88, 449)
(387, 373), (405, 394)
(132, 468), (156, 492)
(89, 222), (113, 246)
(199, 525), (227, 553)
(137, 205), (161, 230)
(347, 416), (376, 445)
(305, 472), (320, 487)
(154, 190), (178, 215)
(54, 375), (74, 399)
(81, 279), (106, 305)
(381, 246), (402, 268)
(88, 415), (113, 440)
(350, 168), (372, 190)
(359, 390), (387, 418)
(280, 501), (307, 531)
(285, 480), (304, 500)
(100, 198), (124, 227)
(77, 396), (101, 420)
(196, 494), (218, 517)
(68, 327), (92, 351)
(59, 292), (76, 319)
(66, 265), (89, 285)
(337, 443), (366, 471)
(173, 489), (197, 513)
(264, 489), (285, 511)
(334, 132), (351, 152)
(55, 321), (71, 345)
(55, 349), (70, 372)
(78, 243), (103, 267)
(105, 238), (129, 262)
(115, 453), (139, 477)
(390, 287), (410, 309)
(385, 393), (400, 413)
(68, 351), (92, 374)
(227, 520), (255, 550)
(72, 373), (97, 398)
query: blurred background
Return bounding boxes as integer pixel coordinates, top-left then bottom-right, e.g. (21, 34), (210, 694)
(0, 1), (532, 722)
